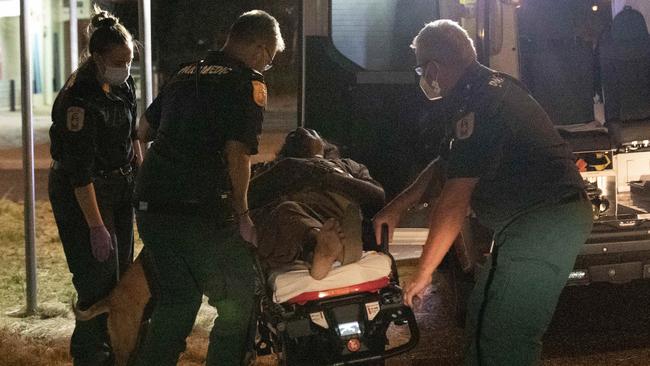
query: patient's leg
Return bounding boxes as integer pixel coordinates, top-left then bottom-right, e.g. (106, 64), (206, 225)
(338, 203), (363, 265)
(255, 201), (323, 269)
(310, 219), (344, 280)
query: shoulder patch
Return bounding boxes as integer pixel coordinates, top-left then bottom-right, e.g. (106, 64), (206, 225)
(455, 113), (475, 140)
(66, 106), (85, 132)
(252, 80), (267, 108)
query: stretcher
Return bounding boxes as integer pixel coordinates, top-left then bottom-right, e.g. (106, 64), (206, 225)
(254, 227), (419, 365)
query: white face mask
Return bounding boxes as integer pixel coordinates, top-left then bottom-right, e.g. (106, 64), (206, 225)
(419, 76), (442, 101)
(104, 65), (130, 86)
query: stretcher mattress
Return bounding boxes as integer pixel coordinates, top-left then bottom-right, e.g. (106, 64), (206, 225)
(272, 251), (392, 304)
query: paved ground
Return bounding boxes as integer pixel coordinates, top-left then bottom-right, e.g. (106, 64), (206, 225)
(385, 264), (650, 365)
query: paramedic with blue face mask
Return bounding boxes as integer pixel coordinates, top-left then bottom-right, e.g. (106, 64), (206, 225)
(49, 8), (140, 366)
(373, 19), (593, 365)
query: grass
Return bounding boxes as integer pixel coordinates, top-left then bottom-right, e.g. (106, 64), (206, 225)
(0, 199), (73, 314)
(0, 199), (75, 366)
(0, 199), (238, 365)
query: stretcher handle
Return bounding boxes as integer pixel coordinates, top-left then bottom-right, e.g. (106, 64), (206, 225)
(380, 223), (390, 254)
(380, 223), (401, 284)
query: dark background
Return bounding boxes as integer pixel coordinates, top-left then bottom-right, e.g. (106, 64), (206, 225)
(96, 0), (301, 94)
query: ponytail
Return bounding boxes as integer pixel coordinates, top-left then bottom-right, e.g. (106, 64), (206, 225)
(80, 5), (133, 63)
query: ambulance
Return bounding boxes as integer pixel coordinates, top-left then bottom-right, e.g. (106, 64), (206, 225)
(300, 0), (650, 315)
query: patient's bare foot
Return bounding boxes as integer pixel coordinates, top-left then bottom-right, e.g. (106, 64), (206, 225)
(310, 219), (344, 280)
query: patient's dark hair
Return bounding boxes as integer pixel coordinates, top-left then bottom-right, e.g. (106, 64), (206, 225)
(276, 130), (339, 160)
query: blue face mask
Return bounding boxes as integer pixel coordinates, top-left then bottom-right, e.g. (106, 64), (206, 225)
(104, 65), (130, 86)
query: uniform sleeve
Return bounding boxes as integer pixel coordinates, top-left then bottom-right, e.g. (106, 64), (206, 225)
(131, 102), (138, 139)
(446, 108), (508, 179)
(128, 78), (138, 139)
(144, 92), (163, 130)
(144, 69), (181, 131)
(224, 77), (264, 155)
(53, 97), (98, 187)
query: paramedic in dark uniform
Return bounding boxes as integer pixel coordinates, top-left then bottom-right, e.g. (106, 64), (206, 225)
(48, 9), (140, 366)
(133, 10), (284, 366)
(373, 20), (593, 365)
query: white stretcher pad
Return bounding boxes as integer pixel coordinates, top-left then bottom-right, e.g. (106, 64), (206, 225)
(272, 251), (392, 304)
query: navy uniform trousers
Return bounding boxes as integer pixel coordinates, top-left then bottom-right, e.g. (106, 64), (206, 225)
(49, 168), (134, 365)
(134, 211), (257, 366)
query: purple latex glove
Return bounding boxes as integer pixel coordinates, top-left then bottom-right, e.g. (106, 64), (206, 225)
(90, 225), (113, 262)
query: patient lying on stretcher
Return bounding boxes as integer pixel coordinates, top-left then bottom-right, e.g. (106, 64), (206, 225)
(249, 128), (385, 280)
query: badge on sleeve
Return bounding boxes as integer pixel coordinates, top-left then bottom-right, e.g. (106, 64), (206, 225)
(66, 106), (85, 132)
(252, 80), (267, 108)
(455, 112), (475, 140)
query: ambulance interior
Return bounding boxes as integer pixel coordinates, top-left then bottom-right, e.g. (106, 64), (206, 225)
(515, 0), (650, 225)
(303, 0), (650, 284)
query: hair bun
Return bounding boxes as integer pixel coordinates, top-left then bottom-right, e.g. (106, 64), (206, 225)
(91, 12), (117, 29)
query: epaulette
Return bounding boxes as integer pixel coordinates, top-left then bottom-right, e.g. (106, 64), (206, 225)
(493, 72), (530, 93)
(63, 70), (79, 90)
(65, 62), (99, 94)
(457, 68), (511, 118)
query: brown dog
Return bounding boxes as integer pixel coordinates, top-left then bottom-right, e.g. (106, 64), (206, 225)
(73, 254), (152, 366)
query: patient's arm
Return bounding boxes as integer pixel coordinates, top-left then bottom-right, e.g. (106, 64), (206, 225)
(249, 157), (385, 209)
(249, 158), (318, 208)
(321, 172), (385, 207)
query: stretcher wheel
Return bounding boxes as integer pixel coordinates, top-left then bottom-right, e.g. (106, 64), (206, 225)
(278, 331), (291, 366)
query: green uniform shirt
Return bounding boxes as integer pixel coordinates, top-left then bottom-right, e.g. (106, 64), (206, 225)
(441, 62), (584, 230)
(135, 51), (265, 211)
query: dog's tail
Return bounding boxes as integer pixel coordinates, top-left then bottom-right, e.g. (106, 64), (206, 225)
(71, 294), (111, 321)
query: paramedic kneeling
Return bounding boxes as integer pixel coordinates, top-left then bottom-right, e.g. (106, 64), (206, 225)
(373, 20), (593, 365)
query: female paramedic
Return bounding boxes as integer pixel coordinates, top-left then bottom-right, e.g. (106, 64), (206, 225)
(48, 7), (140, 366)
